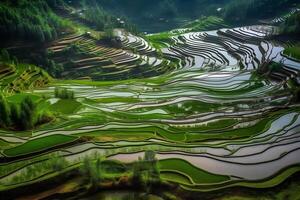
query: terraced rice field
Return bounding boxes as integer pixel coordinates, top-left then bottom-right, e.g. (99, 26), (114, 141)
(48, 29), (175, 81)
(1, 24), (300, 193)
(0, 63), (50, 94)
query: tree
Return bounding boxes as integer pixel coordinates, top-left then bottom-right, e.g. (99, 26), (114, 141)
(281, 12), (300, 35)
(54, 87), (75, 99)
(36, 26), (46, 43)
(19, 97), (35, 130)
(143, 150), (160, 185)
(0, 49), (10, 61)
(10, 104), (20, 127)
(0, 0), (72, 43)
(0, 94), (52, 131)
(132, 157), (143, 186)
(0, 95), (10, 128)
(81, 157), (102, 189)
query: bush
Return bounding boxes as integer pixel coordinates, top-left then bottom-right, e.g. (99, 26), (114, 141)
(19, 97), (35, 130)
(281, 12), (300, 35)
(81, 157), (103, 188)
(0, 95), (10, 128)
(131, 151), (161, 188)
(54, 87), (75, 99)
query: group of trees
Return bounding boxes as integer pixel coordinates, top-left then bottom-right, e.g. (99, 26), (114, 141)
(81, 156), (104, 189)
(83, 5), (118, 31)
(78, 151), (160, 190)
(55, 87), (75, 99)
(281, 11), (300, 35)
(80, 2), (138, 35)
(132, 151), (160, 188)
(223, 0), (299, 23)
(0, 0), (71, 43)
(0, 49), (18, 65)
(43, 58), (64, 77)
(0, 95), (52, 130)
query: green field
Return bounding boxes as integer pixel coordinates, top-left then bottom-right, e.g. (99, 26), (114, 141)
(50, 99), (82, 114)
(4, 135), (78, 157)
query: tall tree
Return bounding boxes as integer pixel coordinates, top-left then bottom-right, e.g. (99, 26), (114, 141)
(0, 95), (10, 128)
(19, 97), (35, 130)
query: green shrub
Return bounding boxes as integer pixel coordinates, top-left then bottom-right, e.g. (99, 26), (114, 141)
(81, 157), (103, 188)
(54, 87), (75, 99)
(0, 95), (10, 127)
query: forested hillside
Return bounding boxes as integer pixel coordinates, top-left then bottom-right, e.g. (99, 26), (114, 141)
(0, 0), (133, 43)
(0, 0), (298, 42)
(224, 0), (299, 23)
(0, 0), (71, 42)
(281, 11), (300, 35)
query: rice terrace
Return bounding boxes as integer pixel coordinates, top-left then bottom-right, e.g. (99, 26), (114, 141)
(0, 0), (300, 199)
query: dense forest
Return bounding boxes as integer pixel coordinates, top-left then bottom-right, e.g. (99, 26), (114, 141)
(0, 0), (71, 43)
(0, 0), (138, 43)
(281, 11), (300, 35)
(0, 0), (298, 44)
(223, 0), (299, 23)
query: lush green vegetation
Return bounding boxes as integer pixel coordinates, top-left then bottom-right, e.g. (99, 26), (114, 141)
(281, 11), (300, 35)
(223, 0), (298, 23)
(284, 44), (300, 60)
(0, 0), (72, 42)
(146, 32), (175, 48)
(54, 87), (75, 99)
(0, 95), (53, 131)
(81, 2), (138, 34)
(50, 99), (81, 114)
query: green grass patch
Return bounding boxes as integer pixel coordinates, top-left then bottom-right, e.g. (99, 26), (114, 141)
(146, 32), (175, 48)
(50, 99), (82, 114)
(284, 44), (300, 60)
(159, 158), (230, 184)
(6, 93), (41, 104)
(4, 134), (78, 157)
